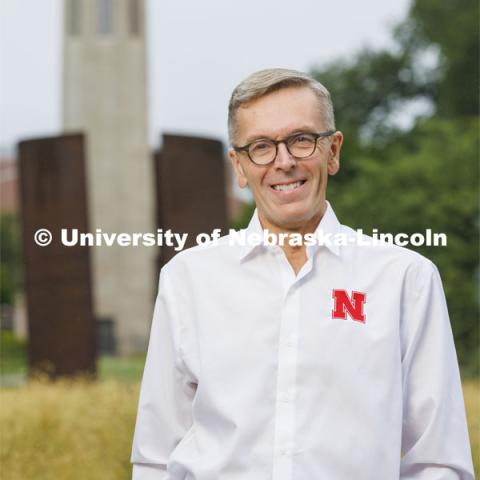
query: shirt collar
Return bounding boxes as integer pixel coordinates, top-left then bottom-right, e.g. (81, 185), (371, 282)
(238, 200), (342, 262)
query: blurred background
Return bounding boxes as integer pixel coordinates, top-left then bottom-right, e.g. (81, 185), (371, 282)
(0, 0), (478, 479)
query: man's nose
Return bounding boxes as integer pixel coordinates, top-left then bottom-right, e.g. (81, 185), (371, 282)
(274, 142), (296, 170)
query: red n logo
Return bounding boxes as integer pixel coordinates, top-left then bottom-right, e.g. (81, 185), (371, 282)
(332, 289), (367, 323)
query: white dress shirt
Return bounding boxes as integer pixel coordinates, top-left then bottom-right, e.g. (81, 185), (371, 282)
(131, 202), (474, 479)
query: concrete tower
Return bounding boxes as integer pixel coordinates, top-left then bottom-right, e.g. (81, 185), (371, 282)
(62, 0), (155, 354)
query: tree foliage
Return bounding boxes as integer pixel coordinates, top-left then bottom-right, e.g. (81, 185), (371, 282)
(406, 0), (479, 117)
(0, 213), (20, 306)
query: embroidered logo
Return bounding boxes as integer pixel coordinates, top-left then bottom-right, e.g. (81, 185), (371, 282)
(331, 289), (367, 323)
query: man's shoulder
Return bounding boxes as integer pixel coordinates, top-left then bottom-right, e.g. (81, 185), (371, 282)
(339, 223), (437, 278)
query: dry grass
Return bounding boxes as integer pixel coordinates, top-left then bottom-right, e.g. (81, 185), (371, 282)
(464, 379), (480, 474)
(0, 377), (478, 479)
(0, 378), (139, 480)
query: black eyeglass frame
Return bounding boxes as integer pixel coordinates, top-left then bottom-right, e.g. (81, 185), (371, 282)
(233, 129), (336, 166)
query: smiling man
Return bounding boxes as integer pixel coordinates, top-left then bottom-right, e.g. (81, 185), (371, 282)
(131, 69), (474, 479)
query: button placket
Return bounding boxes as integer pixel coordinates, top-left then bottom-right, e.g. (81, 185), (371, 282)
(272, 259), (300, 480)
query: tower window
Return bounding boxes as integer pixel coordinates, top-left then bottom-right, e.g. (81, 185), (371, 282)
(98, 0), (113, 34)
(129, 0), (141, 36)
(68, 0), (81, 35)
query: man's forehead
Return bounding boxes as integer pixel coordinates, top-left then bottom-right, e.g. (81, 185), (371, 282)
(235, 86), (325, 143)
(240, 124), (321, 145)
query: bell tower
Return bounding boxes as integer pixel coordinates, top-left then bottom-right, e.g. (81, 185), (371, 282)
(62, 0), (155, 354)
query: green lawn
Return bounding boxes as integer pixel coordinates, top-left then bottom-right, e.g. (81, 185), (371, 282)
(0, 331), (27, 375)
(0, 331), (146, 384)
(98, 353), (146, 381)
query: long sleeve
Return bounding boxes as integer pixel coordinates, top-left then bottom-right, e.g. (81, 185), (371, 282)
(400, 261), (474, 479)
(131, 266), (196, 480)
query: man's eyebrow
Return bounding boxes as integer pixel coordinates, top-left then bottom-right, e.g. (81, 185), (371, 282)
(243, 126), (318, 145)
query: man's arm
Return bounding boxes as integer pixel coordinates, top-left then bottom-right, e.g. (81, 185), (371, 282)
(400, 260), (474, 479)
(131, 265), (196, 480)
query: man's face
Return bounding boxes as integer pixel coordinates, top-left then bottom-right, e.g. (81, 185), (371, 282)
(229, 86), (343, 233)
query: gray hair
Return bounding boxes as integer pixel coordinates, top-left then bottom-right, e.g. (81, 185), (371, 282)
(228, 68), (335, 144)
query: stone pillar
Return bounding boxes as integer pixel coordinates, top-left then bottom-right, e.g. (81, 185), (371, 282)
(63, 0), (155, 354)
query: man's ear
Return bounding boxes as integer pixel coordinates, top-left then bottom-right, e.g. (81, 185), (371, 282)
(228, 149), (248, 188)
(327, 131), (343, 176)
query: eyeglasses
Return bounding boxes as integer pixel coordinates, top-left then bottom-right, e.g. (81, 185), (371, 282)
(233, 130), (335, 166)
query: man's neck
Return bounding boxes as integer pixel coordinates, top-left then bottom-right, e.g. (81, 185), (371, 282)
(257, 204), (326, 275)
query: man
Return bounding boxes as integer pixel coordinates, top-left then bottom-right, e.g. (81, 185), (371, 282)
(131, 69), (474, 479)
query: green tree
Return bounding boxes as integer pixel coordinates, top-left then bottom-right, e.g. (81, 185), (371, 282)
(404, 0), (479, 117)
(0, 213), (20, 305)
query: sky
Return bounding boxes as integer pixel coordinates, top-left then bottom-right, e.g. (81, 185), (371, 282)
(0, 0), (411, 155)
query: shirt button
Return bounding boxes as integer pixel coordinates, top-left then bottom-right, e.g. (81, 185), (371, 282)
(280, 449), (292, 457)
